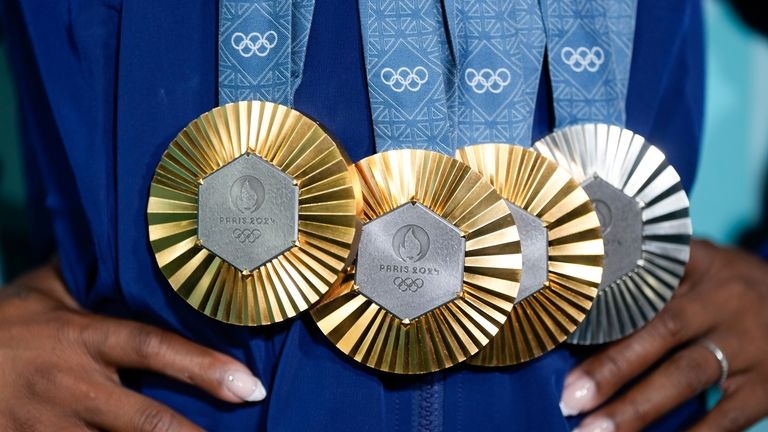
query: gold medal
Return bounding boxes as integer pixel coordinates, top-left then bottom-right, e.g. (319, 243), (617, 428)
(534, 124), (692, 344)
(457, 144), (604, 366)
(147, 101), (360, 325)
(311, 149), (521, 374)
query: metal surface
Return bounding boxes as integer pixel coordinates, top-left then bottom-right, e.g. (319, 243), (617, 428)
(311, 149), (522, 374)
(701, 339), (729, 387)
(198, 153), (298, 272)
(147, 101), (360, 326)
(534, 123), (692, 344)
(581, 176), (643, 288)
(506, 202), (548, 303)
(356, 202), (465, 321)
(457, 144), (604, 366)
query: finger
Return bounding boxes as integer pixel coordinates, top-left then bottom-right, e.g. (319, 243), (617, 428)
(80, 318), (266, 403)
(561, 289), (717, 416)
(688, 382), (768, 432)
(80, 382), (205, 432)
(675, 240), (719, 297)
(2, 403), (87, 432)
(573, 343), (721, 432)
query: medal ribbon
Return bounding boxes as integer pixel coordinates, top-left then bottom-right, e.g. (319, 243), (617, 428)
(445, 0), (546, 147)
(359, 0), (547, 153)
(358, 0), (456, 154)
(541, 0), (638, 127)
(218, 0), (315, 106)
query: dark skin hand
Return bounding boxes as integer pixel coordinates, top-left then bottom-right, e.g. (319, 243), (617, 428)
(4, 241), (766, 430)
(561, 240), (768, 432)
(0, 262), (266, 432)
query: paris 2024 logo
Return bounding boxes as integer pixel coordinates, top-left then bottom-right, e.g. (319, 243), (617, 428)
(390, 225), (430, 293)
(392, 225), (430, 263)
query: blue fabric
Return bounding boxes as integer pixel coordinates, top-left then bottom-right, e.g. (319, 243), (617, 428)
(218, 0), (314, 105)
(359, 0), (455, 153)
(541, 0), (637, 127)
(445, 0), (546, 147)
(3, 0), (704, 430)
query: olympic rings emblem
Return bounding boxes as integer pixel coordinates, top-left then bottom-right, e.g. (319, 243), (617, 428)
(380, 66), (429, 92)
(393, 277), (424, 293)
(561, 46), (605, 73)
(464, 68), (511, 94)
(231, 31), (278, 58)
(232, 228), (262, 243)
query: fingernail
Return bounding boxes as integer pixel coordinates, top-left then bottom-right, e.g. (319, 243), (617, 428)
(574, 416), (615, 432)
(560, 372), (596, 417)
(225, 370), (267, 402)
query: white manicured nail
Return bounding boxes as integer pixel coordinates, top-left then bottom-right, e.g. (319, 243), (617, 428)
(560, 372), (596, 416)
(574, 416), (615, 432)
(225, 370), (267, 402)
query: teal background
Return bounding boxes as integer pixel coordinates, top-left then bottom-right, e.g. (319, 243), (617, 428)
(0, 0), (766, 429)
(0, 24), (23, 283)
(692, 3), (768, 430)
(690, 0), (768, 246)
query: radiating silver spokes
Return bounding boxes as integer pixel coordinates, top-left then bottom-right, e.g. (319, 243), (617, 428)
(535, 123), (692, 344)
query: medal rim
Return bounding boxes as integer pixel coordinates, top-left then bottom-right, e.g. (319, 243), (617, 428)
(457, 144), (605, 366)
(311, 149), (522, 374)
(534, 123), (692, 344)
(147, 100), (361, 326)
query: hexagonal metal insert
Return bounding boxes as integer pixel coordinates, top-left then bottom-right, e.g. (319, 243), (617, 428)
(506, 202), (548, 303)
(356, 202), (465, 321)
(582, 176), (642, 289)
(198, 153), (298, 272)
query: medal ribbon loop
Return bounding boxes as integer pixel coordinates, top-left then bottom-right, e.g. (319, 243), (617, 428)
(445, 0), (546, 147)
(218, 0), (315, 106)
(358, 0), (456, 154)
(541, 0), (638, 127)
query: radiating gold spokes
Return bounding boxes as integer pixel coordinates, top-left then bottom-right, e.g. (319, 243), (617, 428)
(312, 149), (522, 374)
(148, 101), (360, 326)
(458, 144), (604, 366)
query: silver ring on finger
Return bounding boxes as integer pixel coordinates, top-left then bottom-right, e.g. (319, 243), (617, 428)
(700, 339), (729, 387)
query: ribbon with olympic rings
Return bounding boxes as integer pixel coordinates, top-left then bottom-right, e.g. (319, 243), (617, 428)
(560, 47), (606, 73)
(444, 0), (546, 147)
(230, 31), (279, 58)
(359, 0), (455, 153)
(380, 67), (430, 93)
(464, 68), (512, 95)
(218, 0), (315, 106)
(541, 0), (638, 127)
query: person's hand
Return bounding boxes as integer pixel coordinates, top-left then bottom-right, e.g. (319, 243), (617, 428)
(560, 240), (768, 432)
(0, 263), (266, 431)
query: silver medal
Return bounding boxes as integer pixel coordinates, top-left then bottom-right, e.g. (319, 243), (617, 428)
(535, 123), (692, 344)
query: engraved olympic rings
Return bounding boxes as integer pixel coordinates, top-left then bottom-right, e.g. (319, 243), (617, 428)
(232, 228), (262, 243)
(393, 277), (425, 293)
(560, 46), (605, 72)
(231, 31), (278, 58)
(380, 66), (429, 92)
(464, 68), (512, 94)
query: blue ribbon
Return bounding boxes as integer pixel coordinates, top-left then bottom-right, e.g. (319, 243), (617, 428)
(445, 0), (546, 147)
(541, 0), (638, 127)
(359, 0), (637, 151)
(218, 0), (315, 106)
(358, 0), (456, 154)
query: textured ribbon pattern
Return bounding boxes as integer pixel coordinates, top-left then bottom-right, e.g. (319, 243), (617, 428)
(219, 0), (315, 105)
(446, 0), (546, 147)
(359, 0), (456, 153)
(541, 0), (638, 127)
